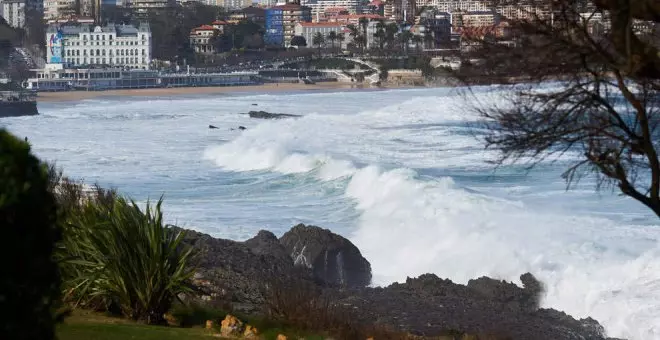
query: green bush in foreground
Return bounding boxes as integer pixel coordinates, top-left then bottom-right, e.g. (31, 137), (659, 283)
(60, 196), (196, 324)
(0, 129), (61, 340)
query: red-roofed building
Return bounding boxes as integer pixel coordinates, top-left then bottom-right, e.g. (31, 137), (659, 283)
(190, 25), (220, 54)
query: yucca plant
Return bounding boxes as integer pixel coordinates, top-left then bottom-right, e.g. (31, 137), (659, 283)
(59, 196), (196, 324)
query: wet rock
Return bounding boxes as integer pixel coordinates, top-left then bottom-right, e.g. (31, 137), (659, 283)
(279, 224), (372, 288)
(243, 110), (301, 119)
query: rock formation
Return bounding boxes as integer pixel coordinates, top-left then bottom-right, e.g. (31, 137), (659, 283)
(280, 224), (372, 288)
(242, 111), (301, 119)
(181, 225), (619, 340)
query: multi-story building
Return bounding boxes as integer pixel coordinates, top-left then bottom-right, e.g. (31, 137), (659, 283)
(128, 0), (174, 14)
(44, 0), (76, 20)
(46, 23), (152, 69)
(228, 6), (266, 24)
(189, 24), (218, 54)
(416, 10), (451, 47)
(1, 0), (26, 28)
(301, 0), (360, 19)
(328, 13), (383, 25)
(218, 0), (251, 10)
(294, 22), (343, 47)
(265, 2), (311, 47)
(462, 10), (499, 27)
(383, 0), (413, 23)
(423, 0), (490, 13)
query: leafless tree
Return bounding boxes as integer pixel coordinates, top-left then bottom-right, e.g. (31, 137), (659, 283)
(457, 0), (660, 217)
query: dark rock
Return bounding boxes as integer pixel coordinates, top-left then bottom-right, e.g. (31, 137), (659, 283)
(243, 110), (301, 119)
(279, 224), (372, 288)
(209, 124), (219, 129)
(466, 273), (540, 313)
(178, 226), (613, 340)
(338, 274), (611, 340)
(238, 126), (246, 130)
(181, 229), (301, 314)
(244, 230), (289, 263)
(251, 103), (258, 106)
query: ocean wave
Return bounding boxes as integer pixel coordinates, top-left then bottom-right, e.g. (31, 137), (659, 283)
(202, 93), (660, 339)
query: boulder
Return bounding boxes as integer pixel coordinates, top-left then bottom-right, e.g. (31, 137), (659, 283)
(243, 110), (301, 119)
(220, 314), (244, 337)
(243, 324), (259, 338)
(279, 224), (372, 288)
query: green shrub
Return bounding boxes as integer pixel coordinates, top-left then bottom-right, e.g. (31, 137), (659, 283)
(60, 196), (196, 324)
(0, 129), (61, 340)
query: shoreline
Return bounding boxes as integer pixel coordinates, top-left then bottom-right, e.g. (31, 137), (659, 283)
(36, 82), (421, 102)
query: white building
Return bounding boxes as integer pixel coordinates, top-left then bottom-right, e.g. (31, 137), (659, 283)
(419, 0), (490, 13)
(46, 23), (152, 69)
(301, 0), (361, 18)
(294, 22), (344, 48)
(1, 0), (26, 28)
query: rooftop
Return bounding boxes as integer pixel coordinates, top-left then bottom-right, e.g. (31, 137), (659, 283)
(192, 24), (217, 31)
(46, 23), (150, 35)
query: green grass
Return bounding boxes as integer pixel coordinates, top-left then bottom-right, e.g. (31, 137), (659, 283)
(56, 310), (329, 340)
(57, 311), (214, 340)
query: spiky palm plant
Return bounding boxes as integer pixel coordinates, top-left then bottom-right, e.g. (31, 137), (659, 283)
(59, 197), (196, 324)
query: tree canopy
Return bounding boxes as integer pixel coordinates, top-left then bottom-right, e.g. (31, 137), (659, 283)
(462, 0), (660, 217)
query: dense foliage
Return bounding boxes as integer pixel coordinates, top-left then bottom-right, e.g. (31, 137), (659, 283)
(54, 179), (197, 324)
(0, 129), (61, 340)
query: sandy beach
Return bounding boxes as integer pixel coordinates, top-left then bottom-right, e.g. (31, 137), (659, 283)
(36, 82), (382, 102)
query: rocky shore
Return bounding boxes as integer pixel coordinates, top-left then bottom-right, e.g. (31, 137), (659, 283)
(181, 224), (623, 340)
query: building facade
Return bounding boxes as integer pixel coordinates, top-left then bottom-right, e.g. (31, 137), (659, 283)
(294, 22), (343, 48)
(1, 0), (26, 28)
(44, 0), (76, 20)
(461, 10), (499, 27)
(189, 24), (218, 54)
(301, 0), (361, 18)
(218, 0), (251, 10)
(128, 0), (175, 14)
(46, 23), (152, 69)
(265, 3), (311, 47)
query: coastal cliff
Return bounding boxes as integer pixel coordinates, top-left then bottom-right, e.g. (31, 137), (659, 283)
(182, 224), (622, 340)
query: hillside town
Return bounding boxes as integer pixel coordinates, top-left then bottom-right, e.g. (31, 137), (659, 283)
(0, 0), (658, 91)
